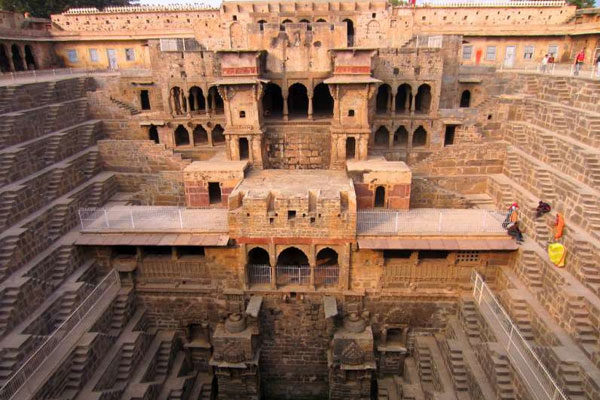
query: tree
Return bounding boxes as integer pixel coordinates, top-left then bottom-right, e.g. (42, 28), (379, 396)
(0, 0), (135, 18)
(566, 0), (595, 8)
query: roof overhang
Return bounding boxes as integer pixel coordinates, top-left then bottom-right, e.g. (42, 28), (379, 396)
(357, 236), (518, 251)
(76, 233), (230, 246)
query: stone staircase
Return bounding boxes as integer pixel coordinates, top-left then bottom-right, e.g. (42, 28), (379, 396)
(519, 250), (543, 289)
(0, 192), (17, 230)
(109, 97), (141, 115)
(443, 341), (468, 392)
(567, 299), (599, 350)
(582, 153), (600, 187)
(573, 239), (600, 294)
(534, 169), (556, 201)
(0, 287), (19, 336)
(47, 203), (71, 241)
(580, 194), (600, 240)
(559, 363), (587, 400)
(458, 298), (481, 340)
(504, 152), (523, 180)
(415, 341), (433, 384)
(538, 131), (561, 164)
(507, 297), (534, 341)
(0, 153), (16, 186)
(490, 350), (516, 400)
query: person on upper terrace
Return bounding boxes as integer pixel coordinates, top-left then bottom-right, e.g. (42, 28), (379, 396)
(574, 49), (585, 76)
(541, 54), (549, 74)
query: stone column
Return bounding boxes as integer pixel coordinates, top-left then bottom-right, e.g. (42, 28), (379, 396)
(205, 95), (210, 117)
(308, 95), (314, 121)
(409, 93), (414, 115)
(388, 91), (393, 115)
(283, 96), (289, 121)
(269, 245), (277, 289)
(180, 90), (186, 114)
(189, 125), (195, 147)
(21, 46), (28, 71)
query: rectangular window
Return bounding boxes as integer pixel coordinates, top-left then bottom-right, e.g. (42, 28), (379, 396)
(89, 48), (99, 62)
(67, 49), (78, 63)
(462, 45), (473, 60)
(485, 46), (496, 61)
(524, 45), (534, 59)
(548, 45), (559, 57)
(125, 48), (135, 61)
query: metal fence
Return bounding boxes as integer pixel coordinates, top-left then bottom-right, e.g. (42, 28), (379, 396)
(498, 62), (600, 80)
(276, 265), (310, 286)
(357, 209), (506, 235)
(314, 265), (339, 287)
(0, 269), (119, 400)
(248, 264), (272, 285)
(78, 206), (228, 232)
(471, 271), (567, 400)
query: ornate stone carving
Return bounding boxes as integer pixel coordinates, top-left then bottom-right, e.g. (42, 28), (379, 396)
(340, 340), (365, 365)
(222, 341), (246, 363)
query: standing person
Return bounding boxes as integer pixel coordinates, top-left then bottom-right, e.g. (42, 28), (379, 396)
(596, 53), (600, 78)
(548, 53), (555, 73)
(574, 48), (585, 76)
(541, 54), (549, 73)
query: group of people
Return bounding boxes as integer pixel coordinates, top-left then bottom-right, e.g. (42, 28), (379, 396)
(540, 49), (600, 78)
(502, 201), (552, 244)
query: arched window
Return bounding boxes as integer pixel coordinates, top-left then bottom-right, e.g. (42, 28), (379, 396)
(276, 247), (310, 286)
(239, 137), (249, 160)
(376, 84), (391, 114)
(415, 84), (432, 113)
(312, 82), (333, 117)
(374, 186), (385, 207)
(316, 18), (327, 23)
(24, 45), (36, 70)
(248, 247), (271, 285)
(288, 83), (309, 117)
(193, 125), (208, 145)
(188, 86), (205, 112)
(460, 90), (471, 108)
(0, 44), (11, 72)
(367, 20), (380, 36)
(211, 124), (225, 144)
(208, 86), (223, 114)
(395, 84), (412, 113)
(346, 137), (356, 160)
(374, 126), (389, 147)
(413, 126), (427, 147)
(148, 125), (159, 144)
(248, 247), (270, 265)
(11, 44), (24, 71)
(262, 83), (284, 117)
(174, 125), (190, 146)
(170, 86), (185, 115)
(394, 126), (408, 147)
(299, 18), (311, 31)
(315, 248), (339, 287)
(343, 19), (354, 47)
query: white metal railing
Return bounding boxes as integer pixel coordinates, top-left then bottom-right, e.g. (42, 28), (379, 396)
(416, 1), (566, 7)
(276, 265), (310, 286)
(0, 270), (119, 400)
(498, 62), (600, 80)
(471, 271), (567, 400)
(78, 206), (228, 232)
(0, 68), (155, 84)
(248, 264), (272, 285)
(357, 209), (506, 235)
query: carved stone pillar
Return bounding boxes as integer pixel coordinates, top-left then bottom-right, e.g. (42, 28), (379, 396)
(283, 96), (289, 121)
(205, 95), (210, 117)
(308, 95), (314, 121)
(329, 313), (375, 400)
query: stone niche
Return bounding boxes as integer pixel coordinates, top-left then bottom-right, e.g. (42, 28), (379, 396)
(347, 158), (412, 209)
(183, 159), (249, 208)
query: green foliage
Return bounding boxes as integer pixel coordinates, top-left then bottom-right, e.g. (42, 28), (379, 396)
(566, 0), (596, 8)
(0, 0), (135, 18)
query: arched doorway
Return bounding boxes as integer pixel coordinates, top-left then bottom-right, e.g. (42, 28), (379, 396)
(276, 247), (310, 286)
(174, 125), (190, 146)
(460, 90), (471, 108)
(288, 83), (308, 117)
(0, 44), (11, 72)
(193, 125), (208, 145)
(239, 137), (249, 160)
(170, 86), (185, 115)
(376, 84), (391, 114)
(188, 86), (205, 112)
(415, 84), (432, 113)
(11, 45), (24, 71)
(395, 84), (412, 113)
(208, 86), (224, 114)
(374, 126), (389, 147)
(212, 125), (225, 144)
(343, 19), (354, 47)
(248, 247), (271, 285)
(346, 137), (356, 160)
(262, 83), (283, 118)
(312, 82), (333, 117)
(413, 126), (427, 147)
(148, 125), (159, 144)
(394, 126), (408, 147)
(315, 248), (339, 287)
(374, 186), (385, 207)
(24, 45), (36, 70)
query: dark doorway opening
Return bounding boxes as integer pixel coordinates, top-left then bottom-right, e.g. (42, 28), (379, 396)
(24, 45), (36, 70)
(415, 84), (432, 113)
(288, 83), (308, 117)
(312, 83), (333, 117)
(393, 126), (408, 147)
(346, 137), (356, 160)
(343, 19), (354, 47)
(444, 125), (456, 146)
(174, 125), (190, 146)
(395, 84), (412, 113)
(148, 125), (159, 144)
(194, 125), (208, 145)
(239, 137), (249, 160)
(460, 90), (471, 108)
(208, 182), (222, 204)
(188, 86), (206, 112)
(140, 90), (151, 110)
(262, 83), (283, 117)
(0, 44), (10, 72)
(374, 186), (385, 208)
(11, 45), (24, 71)
(208, 86), (224, 114)
(376, 84), (391, 114)
(413, 126), (427, 147)
(374, 126), (389, 147)
(212, 125), (225, 144)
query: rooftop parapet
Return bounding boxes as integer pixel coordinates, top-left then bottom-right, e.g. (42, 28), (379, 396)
(62, 4), (218, 14)
(414, 0), (567, 7)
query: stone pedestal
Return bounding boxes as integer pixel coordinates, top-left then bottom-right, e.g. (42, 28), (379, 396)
(210, 313), (261, 400)
(328, 313), (376, 400)
(376, 326), (408, 376)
